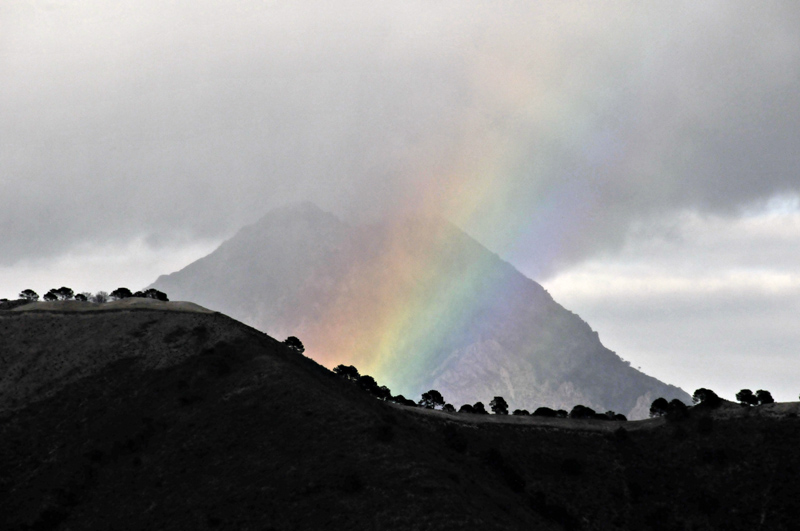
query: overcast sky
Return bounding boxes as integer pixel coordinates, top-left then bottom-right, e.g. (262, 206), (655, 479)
(2, 1), (799, 402)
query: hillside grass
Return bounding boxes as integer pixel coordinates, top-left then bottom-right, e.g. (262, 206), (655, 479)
(1, 306), (799, 530)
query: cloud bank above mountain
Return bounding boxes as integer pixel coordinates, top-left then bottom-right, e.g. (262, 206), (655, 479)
(3, 0), (800, 279)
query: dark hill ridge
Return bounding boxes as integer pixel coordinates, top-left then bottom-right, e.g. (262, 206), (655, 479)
(1, 303), (800, 530)
(151, 202), (689, 419)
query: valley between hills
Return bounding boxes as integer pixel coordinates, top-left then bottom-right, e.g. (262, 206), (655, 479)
(1, 300), (798, 530)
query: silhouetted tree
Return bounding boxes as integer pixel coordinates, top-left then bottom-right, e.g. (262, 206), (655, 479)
(693, 388), (722, 408)
(419, 389), (445, 409)
(473, 402), (488, 414)
(333, 364), (360, 381)
(459, 404), (475, 414)
(110, 287), (133, 300)
(650, 397), (670, 417)
(19, 289), (39, 301)
(390, 395), (416, 407)
(569, 405), (596, 419)
(736, 389), (758, 407)
(667, 399), (689, 420)
(51, 287), (74, 300)
(132, 288), (169, 301)
(375, 385), (392, 401)
(91, 291), (109, 303)
(147, 288), (169, 301)
(442, 403), (456, 413)
(490, 396), (509, 415)
(512, 409), (529, 416)
(555, 409), (568, 418)
(613, 413), (628, 421)
(756, 389), (775, 405)
(532, 407), (557, 418)
(43, 291), (58, 301)
(74, 293), (88, 301)
(283, 336), (305, 354)
(357, 375), (379, 395)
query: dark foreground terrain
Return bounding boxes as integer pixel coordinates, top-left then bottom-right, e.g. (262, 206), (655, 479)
(1, 301), (798, 530)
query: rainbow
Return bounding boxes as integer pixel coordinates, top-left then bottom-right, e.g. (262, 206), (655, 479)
(297, 40), (641, 397)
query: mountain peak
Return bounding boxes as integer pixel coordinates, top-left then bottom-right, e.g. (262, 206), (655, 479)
(152, 209), (690, 418)
(265, 200), (327, 217)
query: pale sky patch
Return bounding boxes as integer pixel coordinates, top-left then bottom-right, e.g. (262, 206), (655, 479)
(0, 237), (221, 299)
(545, 202), (800, 402)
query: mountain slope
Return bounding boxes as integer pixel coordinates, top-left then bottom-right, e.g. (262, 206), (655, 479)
(151, 203), (689, 418)
(2, 302), (799, 530)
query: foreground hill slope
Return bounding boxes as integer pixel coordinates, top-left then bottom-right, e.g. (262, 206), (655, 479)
(151, 202), (688, 418)
(2, 302), (799, 530)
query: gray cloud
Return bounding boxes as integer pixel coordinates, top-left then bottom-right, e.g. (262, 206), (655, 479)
(544, 207), (800, 401)
(2, 1), (800, 276)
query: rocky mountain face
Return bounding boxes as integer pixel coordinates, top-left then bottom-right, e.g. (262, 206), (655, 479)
(151, 202), (689, 418)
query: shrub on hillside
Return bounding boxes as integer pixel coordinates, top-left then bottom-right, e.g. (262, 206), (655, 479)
(418, 389), (445, 409)
(490, 396), (509, 415)
(44, 287), (74, 301)
(92, 291), (110, 303)
(374, 385), (392, 401)
(333, 364), (360, 381)
(650, 397), (670, 417)
(132, 288), (169, 301)
(357, 375), (379, 395)
(350, 375), (391, 401)
(532, 407), (557, 418)
(110, 287), (133, 300)
(55, 287), (74, 300)
(389, 394), (416, 407)
(651, 398), (689, 420)
(19, 289), (39, 301)
(735, 389), (758, 407)
(568, 405), (596, 419)
(692, 388), (722, 408)
(603, 410), (627, 421)
(756, 389), (774, 405)
(283, 336), (305, 354)
(666, 399), (689, 420)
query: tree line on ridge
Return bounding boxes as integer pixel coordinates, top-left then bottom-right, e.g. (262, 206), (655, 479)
(15, 287), (168, 303)
(331, 363), (628, 421)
